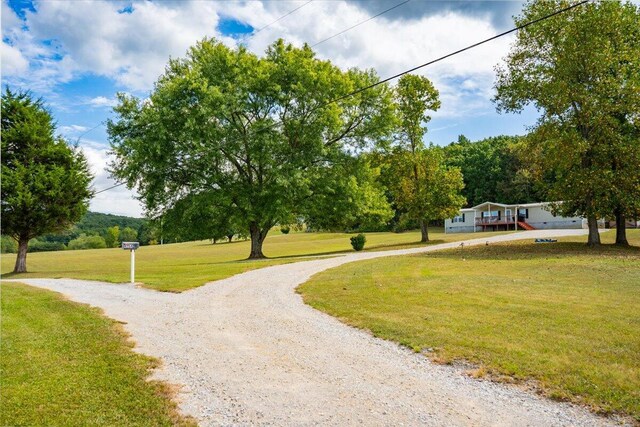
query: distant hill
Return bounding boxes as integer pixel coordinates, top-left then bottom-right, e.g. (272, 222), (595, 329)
(75, 212), (146, 235)
(2, 211), (152, 253)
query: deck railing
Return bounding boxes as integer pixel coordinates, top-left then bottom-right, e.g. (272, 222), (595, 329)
(475, 216), (517, 225)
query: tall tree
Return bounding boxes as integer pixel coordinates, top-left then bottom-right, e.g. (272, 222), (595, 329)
(387, 74), (465, 242)
(495, 0), (640, 246)
(1, 89), (93, 272)
(392, 147), (466, 241)
(109, 38), (395, 259)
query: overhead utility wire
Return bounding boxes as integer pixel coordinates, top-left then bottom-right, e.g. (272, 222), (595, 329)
(92, 2), (315, 195)
(327, 0), (589, 105)
(94, 0), (588, 195)
(72, 121), (127, 195)
(94, 182), (126, 195)
(75, 121), (104, 145)
(310, 0), (411, 48)
(252, 0), (313, 36)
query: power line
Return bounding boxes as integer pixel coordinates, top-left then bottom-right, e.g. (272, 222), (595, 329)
(70, 121), (126, 195)
(251, 0), (313, 36)
(327, 0), (589, 106)
(310, 0), (411, 48)
(75, 121), (104, 144)
(96, 0), (588, 195)
(94, 182), (126, 195)
(92, 2), (316, 197)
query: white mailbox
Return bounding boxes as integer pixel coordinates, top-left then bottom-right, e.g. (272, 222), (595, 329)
(122, 242), (140, 283)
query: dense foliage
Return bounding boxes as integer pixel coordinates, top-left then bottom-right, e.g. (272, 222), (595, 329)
(377, 75), (465, 241)
(443, 135), (547, 207)
(1, 89), (93, 272)
(109, 38), (395, 258)
(495, 0), (640, 245)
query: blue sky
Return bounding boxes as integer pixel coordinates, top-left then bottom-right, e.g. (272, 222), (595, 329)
(2, 0), (539, 217)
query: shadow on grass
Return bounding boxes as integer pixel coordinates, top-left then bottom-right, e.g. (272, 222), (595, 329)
(424, 241), (640, 262)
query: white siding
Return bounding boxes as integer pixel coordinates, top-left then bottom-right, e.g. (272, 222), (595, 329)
(445, 210), (475, 233)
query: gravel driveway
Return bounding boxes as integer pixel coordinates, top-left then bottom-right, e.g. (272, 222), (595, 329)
(9, 229), (620, 426)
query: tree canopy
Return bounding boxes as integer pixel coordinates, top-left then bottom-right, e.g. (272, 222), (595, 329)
(381, 74), (464, 241)
(495, 0), (640, 245)
(443, 135), (546, 207)
(109, 38), (395, 258)
(1, 89), (93, 272)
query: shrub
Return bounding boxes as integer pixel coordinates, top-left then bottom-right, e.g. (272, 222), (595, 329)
(28, 239), (66, 252)
(68, 234), (107, 250)
(350, 233), (366, 251)
(280, 226), (290, 234)
(1, 235), (17, 253)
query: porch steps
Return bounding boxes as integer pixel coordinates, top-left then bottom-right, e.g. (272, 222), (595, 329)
(517, 221), (536, 230)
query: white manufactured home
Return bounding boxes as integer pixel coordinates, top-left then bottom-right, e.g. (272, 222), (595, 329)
(445, 201), (589, 233)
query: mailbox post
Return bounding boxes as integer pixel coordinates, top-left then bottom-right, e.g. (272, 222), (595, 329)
(122, 242), (140, 283)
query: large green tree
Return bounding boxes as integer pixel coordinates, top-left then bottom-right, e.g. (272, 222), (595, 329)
(384, 74), (464, 242)
(1, 89), (93, 272)
(495, 0), (640, 246)
(108, 39), (395, 258)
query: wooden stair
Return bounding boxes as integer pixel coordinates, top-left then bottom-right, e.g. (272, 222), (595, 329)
(517, 221), (536, 230)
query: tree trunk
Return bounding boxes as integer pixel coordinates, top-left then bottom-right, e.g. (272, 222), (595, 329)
(227, 234), (233, 243)
(586, 215), (601, 247)
(248, 224), (268, 259)
(13, 237), (28, 273)
(420, 219), (429, 243)
(614, 207), (628, 246)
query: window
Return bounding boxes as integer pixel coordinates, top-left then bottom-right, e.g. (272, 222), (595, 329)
(482, 210), (500, 218)
(452, 213), (466, 223)
(518, 208), (529, 219)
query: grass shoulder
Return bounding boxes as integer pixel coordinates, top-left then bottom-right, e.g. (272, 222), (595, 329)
(0, 282), (196, 426)
(1, 229), (506, 292)
(298, 230), (640, 421)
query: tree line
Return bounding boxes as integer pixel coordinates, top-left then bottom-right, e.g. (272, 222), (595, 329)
(0, 212), (153, 253)
(2, 0), (638, 271)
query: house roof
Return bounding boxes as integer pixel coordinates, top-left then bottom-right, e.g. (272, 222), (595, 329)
(469, 201), (550, 210)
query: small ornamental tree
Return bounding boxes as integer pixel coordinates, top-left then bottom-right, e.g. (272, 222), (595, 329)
(1, 89), (93, 272)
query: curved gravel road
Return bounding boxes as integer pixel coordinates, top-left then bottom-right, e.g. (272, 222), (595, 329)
(9, 229), (621, 426)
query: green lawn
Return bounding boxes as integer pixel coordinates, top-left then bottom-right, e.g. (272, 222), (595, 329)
(298, 230), (640, 421)
(1, 229), (506, 292)
(0, 282), (195, 426)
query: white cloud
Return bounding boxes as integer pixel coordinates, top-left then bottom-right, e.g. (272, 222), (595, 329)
(79, 140), (144, 217)
(88, 96), (117, 108)
(5, 0), (521, 215)
(11, 0), (237, 91)
(5, 0), (512, 112)
(243, 3), (513, 118)
(59, 124), (89, 135)
(1, 41), (29, 75)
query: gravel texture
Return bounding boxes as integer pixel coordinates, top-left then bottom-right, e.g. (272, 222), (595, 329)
(9, 229), (623, 426)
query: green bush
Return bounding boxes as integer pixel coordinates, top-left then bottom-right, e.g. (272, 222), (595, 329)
(1, 235), (17, 253)
(68, 234), (107, 250)
(280, 226), (290, 234)
(28, 239), (66, 252)
(350, 233), (366, 251)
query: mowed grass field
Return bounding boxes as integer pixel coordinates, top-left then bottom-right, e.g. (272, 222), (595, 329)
(1, 229), (507, 292)
(298, 230), (640, 421)
(0, 282), (195, 426)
